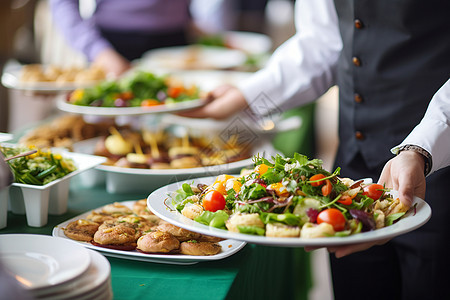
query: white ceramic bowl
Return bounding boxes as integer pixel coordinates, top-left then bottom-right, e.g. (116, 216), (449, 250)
(0, 148), (105, 228)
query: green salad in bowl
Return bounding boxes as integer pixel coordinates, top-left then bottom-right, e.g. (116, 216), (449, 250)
(1, 145), (77, 185)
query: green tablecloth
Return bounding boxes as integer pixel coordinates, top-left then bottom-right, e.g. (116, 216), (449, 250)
(0, 180), (312, 300)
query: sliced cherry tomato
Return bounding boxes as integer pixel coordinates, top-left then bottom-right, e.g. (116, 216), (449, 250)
(141, 99), (161, 107)
(317, 208), (346, 231)
(309, 174), (326, 186)
(321, 179), (333, 196)
(167, 86), (183, 98)
(121, 91), (134, 100)
(337, 195), (353, 205)
(363, 183), (384, 200)
(202, 190), (226, 212)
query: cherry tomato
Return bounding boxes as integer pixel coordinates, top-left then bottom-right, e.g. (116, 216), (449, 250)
(363, 184), (384, 200)
(337, 195), (353, 205)
(309, 174), (326, 186)
(321, 179), (333, 196)
(202, 190), (226, 212)
(167, 86), (183, 98)
(121, 91), (134, 100)
(141, 99), (161, 107)
(317, 208), (346, 231)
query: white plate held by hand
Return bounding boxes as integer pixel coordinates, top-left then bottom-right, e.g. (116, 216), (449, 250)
(147, 176), (432, 247)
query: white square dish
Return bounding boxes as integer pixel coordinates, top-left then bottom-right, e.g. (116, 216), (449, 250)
(1, 150), (106, 228)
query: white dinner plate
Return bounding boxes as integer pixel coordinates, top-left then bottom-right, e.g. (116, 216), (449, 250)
(32, 249), (111, 300)
(147, 176), (432, 247)
(52, 200), (246, 265)
(0, 234), (91, 289)
(1, 65), (103, 93)
(56, 96), (207, 116)
(0, 133), (13, 143)
(139, 45), (247, 71)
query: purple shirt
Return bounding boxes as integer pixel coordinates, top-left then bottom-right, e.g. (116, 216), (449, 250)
(50, 0), (191, 61)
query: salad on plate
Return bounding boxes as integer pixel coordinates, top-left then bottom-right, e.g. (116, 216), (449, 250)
(169, 153), (410, 239)
(66, 71), (200, 108)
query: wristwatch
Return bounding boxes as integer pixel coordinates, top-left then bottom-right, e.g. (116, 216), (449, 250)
(396, 144), (432, 176)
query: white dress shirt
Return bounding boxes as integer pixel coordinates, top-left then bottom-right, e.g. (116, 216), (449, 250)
(238, 0), (450, 174)
(392, 79), (450, 174)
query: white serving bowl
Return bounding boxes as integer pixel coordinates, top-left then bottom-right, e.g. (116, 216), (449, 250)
(0, 149), (105, 228)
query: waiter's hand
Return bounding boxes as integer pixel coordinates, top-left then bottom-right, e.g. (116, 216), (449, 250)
(93, 48), (131, 77)
(378, 150), (426, 207)
(306, 151), (426, 258)
(177, 85), (248, 120)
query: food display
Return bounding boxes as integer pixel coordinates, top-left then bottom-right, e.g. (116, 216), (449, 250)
(19, 64), (106, 84)
(93, 126), (251, 170)
(169, 153), (410, 239)
(62, 200), (223, 256)
(66, 71), (200, 108)
(18, 114), (115, 150)
(1, 145), (77, 185)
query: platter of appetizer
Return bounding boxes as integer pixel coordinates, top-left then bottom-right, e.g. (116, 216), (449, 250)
(146, 153), (432, 247)
(52, 200), (246, 265)
(1, 64), (107, 92)
(71, 121), (278, 193)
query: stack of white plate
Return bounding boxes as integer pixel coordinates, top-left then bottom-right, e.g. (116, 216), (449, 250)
(0, 234), (112, 300)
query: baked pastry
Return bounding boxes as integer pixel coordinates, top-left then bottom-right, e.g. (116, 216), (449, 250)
(64, 219), (99, 242)
(136, 231), (180, 253)
(179, 241), (221, 256)
(155, 222), (201, 242)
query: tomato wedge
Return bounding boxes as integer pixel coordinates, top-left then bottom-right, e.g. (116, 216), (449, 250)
(309, 174), (326, 186)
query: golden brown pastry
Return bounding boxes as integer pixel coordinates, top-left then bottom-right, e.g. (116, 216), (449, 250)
(64, 219), (100, 242)
(179, 241), (221, 256)
(155, 222), (202, 242)
(136, 231), (180, 253)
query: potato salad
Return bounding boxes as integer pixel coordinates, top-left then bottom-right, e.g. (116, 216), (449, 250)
(170, 153), (409, 238)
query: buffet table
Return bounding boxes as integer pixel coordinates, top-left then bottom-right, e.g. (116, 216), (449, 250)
(0, 178), (312, 300)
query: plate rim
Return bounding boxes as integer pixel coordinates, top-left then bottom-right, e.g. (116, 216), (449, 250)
(56, 96), (207, 116)
(147, 175), (432, 247)
(51, 200), (247, 265)
(0, 233), (91, 290)
(31, 249), (111, 299)
(1, 65), (103, 92)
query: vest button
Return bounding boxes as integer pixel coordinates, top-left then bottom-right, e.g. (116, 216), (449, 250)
(354, 19), (364, 29)
(354, 93), (363, 103)
(355, 131), (364, 140)
(352, 57), (361, 66)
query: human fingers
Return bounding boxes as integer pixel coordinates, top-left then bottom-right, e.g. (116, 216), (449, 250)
(178, 86), (248, 120)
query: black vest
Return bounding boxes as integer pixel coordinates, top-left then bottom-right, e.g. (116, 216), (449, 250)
(334, 0), (450, 168)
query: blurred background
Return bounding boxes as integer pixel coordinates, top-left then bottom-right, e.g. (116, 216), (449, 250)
(0, 1), (338, 299)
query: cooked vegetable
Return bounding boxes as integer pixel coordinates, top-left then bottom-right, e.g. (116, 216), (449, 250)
(1, 146), (76, 185)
